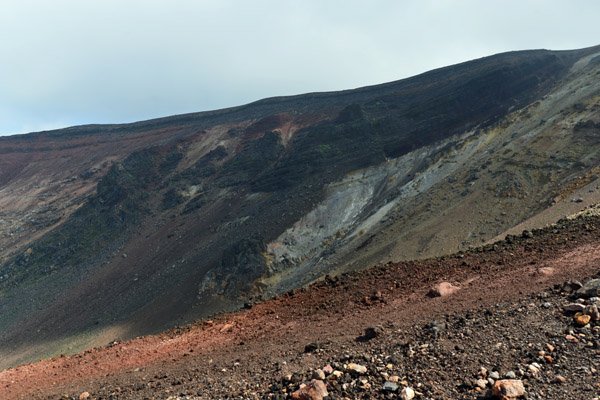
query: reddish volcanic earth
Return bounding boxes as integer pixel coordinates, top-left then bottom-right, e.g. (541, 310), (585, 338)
(1, 216), (599, 399)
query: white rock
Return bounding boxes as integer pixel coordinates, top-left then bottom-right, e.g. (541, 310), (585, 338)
(400, 386), (415, 400)
(475, 379), (488, 389)
(528, 364), (540, 376)
(346, 363), (367, 374)
(332, 370), (344, 379)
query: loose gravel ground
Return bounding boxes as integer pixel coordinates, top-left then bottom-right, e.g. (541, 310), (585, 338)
(1, 216), (599, 399)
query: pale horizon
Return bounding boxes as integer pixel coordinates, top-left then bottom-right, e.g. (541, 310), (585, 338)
(2, 0), (599, 136)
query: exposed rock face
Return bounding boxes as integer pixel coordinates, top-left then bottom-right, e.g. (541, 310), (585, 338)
(1, 45), (600, 367)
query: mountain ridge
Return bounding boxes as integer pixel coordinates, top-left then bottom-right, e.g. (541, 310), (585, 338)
(6, 44), (599, 140)
(0, 45), (599, 369)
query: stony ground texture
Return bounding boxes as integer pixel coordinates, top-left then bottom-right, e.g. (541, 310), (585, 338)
(1, 216), (600, 399)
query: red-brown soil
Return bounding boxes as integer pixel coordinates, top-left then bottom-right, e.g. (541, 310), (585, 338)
(1, 216), (599, 399)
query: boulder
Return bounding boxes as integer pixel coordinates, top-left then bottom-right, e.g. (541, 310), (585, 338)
(219, 322), (234, 333)
(575, 279), (600, 298)
(563, 303), (586, 313)
(428, 282), (460, 297)
(492, 379), (525, 399)
(382, 381), (399, 392)
(291, 380), (328, 400)
(400, 386), (415, 400)
(587, 304), (600, 321)
(356, 326), (383, 342)
(346, 363), (367, 374)
(312, 369), (325, 380)
(574, 313), (591, 326)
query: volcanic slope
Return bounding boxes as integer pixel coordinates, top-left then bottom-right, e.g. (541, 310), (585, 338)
(0, 46), (599, 367)
(1, 211), (599, 399)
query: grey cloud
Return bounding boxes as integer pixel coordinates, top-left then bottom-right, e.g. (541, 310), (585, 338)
(1, 0), (599, 135)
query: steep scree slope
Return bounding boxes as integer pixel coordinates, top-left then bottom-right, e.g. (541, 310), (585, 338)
(0, 46), (599, 368)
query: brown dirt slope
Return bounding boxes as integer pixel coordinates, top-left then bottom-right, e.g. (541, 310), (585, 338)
(1, 214), (598, 399)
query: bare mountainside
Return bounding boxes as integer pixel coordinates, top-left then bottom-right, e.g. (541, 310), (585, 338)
(0, 46), (599, 368)
(2, 208), (600, 399)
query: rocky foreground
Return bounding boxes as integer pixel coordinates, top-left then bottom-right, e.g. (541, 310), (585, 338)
(1, 215), (600, 399)
(265, 276), (600, 400)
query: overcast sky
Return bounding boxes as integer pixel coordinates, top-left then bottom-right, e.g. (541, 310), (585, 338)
(1, 0), (599, 136)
